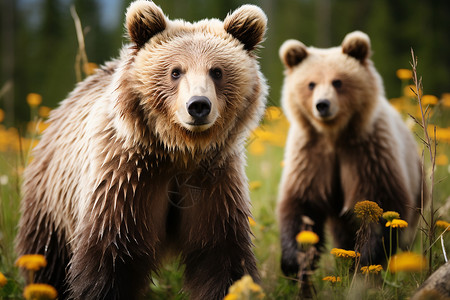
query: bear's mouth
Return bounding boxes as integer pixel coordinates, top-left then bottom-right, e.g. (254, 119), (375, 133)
(183, 121), (214, 133)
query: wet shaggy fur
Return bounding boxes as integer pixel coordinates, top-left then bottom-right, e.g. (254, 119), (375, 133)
(15, 1), (268, 299)
(277, 31), (425, 277)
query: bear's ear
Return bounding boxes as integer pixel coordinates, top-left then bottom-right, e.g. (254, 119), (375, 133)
(224, 5), (267, 51)
(126, 0), (167, 48)
(342, 31), (371, 63)
(279, 39), (308, 69)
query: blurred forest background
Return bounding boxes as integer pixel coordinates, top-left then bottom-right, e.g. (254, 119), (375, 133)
(1, 0), (450, 126)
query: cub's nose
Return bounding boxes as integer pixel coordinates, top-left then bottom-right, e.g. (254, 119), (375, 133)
(187, 96), (211, 119)
(316, 99), (331, 117)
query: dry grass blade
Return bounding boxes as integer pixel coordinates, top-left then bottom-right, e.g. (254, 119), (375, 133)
(70, 5), (89, 82)
(410, 48), (437, 275)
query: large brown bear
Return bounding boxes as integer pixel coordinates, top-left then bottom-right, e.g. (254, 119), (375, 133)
(16, 1), (268, 299)
(277, 31), (424, 278)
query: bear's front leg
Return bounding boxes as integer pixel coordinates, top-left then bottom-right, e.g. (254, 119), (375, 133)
(67, 163), (169, 300)
(177, 158), (259, 300)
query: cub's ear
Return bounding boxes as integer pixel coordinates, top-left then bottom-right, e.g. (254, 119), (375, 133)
(126, 0), (167, 48)
(342, 31), (371, 63)
(279, 39), (308, 69)
(224, 5), (267, 51)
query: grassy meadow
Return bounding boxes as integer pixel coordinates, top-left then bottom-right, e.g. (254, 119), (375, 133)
(0, 68), (450, 299)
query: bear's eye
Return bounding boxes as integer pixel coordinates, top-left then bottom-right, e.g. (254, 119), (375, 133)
(308, 82), (316, 90)
(210, 68), (223, 80)
(332, 79), (342, 89)
(171, 68), (182, 80)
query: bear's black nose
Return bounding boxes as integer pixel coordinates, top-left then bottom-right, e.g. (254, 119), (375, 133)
(187, 96), (211, 120)
(316, 99), (331, 117)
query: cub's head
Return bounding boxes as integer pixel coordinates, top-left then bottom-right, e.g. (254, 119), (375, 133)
(115, 0), (267, 154)
(279, 31), (383, 133)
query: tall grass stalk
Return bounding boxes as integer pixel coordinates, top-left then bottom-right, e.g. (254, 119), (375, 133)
(410, 48), (437, 274)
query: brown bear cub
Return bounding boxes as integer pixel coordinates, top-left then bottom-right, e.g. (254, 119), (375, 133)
(16, 1), (268, 299)
(277, 32), (424, 278)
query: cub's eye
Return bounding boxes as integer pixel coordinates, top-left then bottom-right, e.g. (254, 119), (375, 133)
(308, 82), (316, 90)
(332, 79), (342, 89)
(210, 68), (223, 80)
(171, 68), (182, 79)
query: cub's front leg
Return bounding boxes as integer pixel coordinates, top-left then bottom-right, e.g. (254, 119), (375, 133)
(178, 156), (259, 300)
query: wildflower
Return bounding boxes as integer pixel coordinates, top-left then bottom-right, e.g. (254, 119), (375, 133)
(354, 200), (383, 223)
(0, 272), (7, 287)
(249, 181), (262, 191)
(23, 284), (57, 300)
(15, 254), (47, 271)
(83, 62), (98, 76)
(38, 106), (52, 119)
(247, 140), (265, 156)
(442, 93), (450, 107)
(436, 154), (448, 166)
(404, 84), (421, 98)
(385, 219), (408, 228)
(361, 265), (383, 275)
(396, 69), (412, 80)
(248, 216), (257, 227)
(382, 211), (400, 222)
(264, 106), (283, 121)
(330, 248), (360, 259)
(225, 275), (265, 299)
(388, 252), (427, 273)
(296, 230), (319, 245)
(421, 95), (438, 106)
(27, 93), (42, 107)
(322, 276), (341, 283)
(436, 220), (450, 231)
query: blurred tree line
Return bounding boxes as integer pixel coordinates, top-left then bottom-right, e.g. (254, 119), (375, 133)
(1, 0), (449, 126)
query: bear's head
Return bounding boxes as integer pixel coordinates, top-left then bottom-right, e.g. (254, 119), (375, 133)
(114, 0), (267, 157)
(279, 31), (383, 134)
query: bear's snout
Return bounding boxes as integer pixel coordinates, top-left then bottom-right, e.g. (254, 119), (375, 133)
(187, 96), (212, 121)
(315, 99), (331, 117)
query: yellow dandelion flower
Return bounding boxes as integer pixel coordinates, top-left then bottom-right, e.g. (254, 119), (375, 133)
(441, 93), (450, 107)
(247, 140), (265, 156)
(330, 248), (360, 259)
(83, 62), (98, 76)
(23, 284), (57, 300)
(396, 69), (412, 80)
(436, 220), (450, 231)
(404, 85), (421, 98)
(421, 95), (438, 106)
(26, 93), (42, 107)
(354, 200), (383, 223)
(385, 219), (408, 228)
(0, 272), (7, 287)
(361, 265), (383, 274)
(248, 216), (257, 227)
(15, 254), (47, 271)
(264, 106), (283, 121)
(382, 211), (400, 222)
(436, 154), (448, 166)
(388, 252), (427, 273)
(38, 106), (52, 119)
(226, 275), (264, 299)
(0, 109), (4, 123)
(249, 181), (262, 191)
(296, 230), (319, 245)
(322, 276), (341, 283)
(223, 294), (238, 300)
